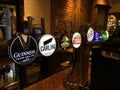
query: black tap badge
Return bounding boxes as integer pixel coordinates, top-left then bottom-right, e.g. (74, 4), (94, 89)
(59, 34), (70, 50)
(38, 34), (56, 57)
(8, 34), (38, 65)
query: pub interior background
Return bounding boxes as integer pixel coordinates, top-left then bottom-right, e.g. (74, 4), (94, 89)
(0, 0), (120, 90)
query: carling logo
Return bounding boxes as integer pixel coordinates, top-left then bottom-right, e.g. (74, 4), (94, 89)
(39, 34), (56, 57)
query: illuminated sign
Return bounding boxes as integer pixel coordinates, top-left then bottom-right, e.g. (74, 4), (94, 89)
(87, 27), (94, 42)
(8, 34), (38, 65)
(39, 34), (56, 57)
(93, 31), (100, 43)
(102, 31), (109, 41)
(59, 34), (70, 50)
(72, 32), (81, 48)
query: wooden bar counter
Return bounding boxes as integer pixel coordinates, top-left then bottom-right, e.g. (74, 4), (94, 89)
(23, 66), (71, 90)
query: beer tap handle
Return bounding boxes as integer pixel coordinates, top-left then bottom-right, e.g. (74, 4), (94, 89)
(54, 19), (58, 35)
(41, 18), (45, 34)
(64, 20), (67, 34)
(70, 21), (74, 33)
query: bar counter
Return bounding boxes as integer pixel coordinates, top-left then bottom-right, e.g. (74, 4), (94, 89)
(23, 66), (71, 90)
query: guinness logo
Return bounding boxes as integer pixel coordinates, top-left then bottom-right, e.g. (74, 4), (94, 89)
(8, 34), (38, 65)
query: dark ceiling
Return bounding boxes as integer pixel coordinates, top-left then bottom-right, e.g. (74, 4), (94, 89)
(0, 0), (16, 5)
(0, 0), (120, 5)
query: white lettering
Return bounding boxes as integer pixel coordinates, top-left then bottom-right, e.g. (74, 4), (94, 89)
(13, 50), (36, 61)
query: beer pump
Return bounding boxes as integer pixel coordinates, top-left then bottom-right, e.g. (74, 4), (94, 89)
(63, 23), (93, 90)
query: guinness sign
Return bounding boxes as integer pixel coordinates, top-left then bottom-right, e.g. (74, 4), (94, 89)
(8, 34), (38, 65)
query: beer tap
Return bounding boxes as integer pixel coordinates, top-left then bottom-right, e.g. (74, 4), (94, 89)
(54, 19), (58, 36)
(41, 18), (45, 34)
(70, 21), (74, 34)
(64, 20), (68, 34)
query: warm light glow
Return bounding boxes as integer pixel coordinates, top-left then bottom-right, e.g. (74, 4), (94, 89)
(96, 0), (110, 5)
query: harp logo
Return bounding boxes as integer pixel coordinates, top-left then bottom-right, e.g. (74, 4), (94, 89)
(39, 34), (56, 56)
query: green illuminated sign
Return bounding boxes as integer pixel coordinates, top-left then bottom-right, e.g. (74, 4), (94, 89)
(102, 31), (109, 41)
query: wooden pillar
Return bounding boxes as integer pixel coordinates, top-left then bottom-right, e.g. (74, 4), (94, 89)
(73, 0), (81, 30)
(95, 5), (110, 31)
(95, 0), (111, 31)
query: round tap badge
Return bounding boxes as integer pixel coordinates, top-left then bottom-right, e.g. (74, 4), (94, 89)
(102, 30), (109, 41)
(39, 34), (56, 57)
(8, 34), (38, 65)
(59, 34), (70, 50)
(93, 31), (100, 43)
(72, 32), (82, 48)
(87, 27), (94, 42)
